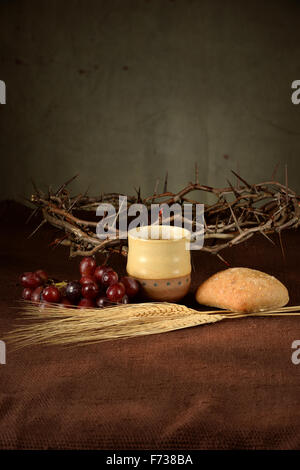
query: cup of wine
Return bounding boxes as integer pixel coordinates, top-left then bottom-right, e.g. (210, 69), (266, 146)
(126, 225), (191, 302)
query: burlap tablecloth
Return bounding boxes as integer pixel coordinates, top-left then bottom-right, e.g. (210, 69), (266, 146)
(0, 201), (300, 450)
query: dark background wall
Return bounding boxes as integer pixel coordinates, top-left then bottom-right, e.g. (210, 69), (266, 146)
(0, 0), (300, 202)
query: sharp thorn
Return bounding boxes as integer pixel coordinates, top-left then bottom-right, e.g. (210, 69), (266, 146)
(285, 164), (289, 205)
(271, 162), (280, 181)
(163, 172), (168, 193)
(278, 231), (286, 261)
(227, 179), (240, 198)
(216, 253), (231, 267)
(30, 179), (40, 195)
(153, 179), (160, 196)
(28, 219), (46, 239)
(228, 204), (243, 234)
(26, 208), (40, 224)
(231, 170), (252, 190)
(55, 174), (79, 196)
(195, 163), (199, 184)
(260, 230), (276, 245)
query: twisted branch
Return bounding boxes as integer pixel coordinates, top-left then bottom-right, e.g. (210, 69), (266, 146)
(28, 169), (300, 259)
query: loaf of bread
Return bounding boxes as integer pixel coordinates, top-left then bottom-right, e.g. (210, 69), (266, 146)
(195, 267), (289, 313)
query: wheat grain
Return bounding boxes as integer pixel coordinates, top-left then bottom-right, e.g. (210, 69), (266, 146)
(5, 302), (300, 349)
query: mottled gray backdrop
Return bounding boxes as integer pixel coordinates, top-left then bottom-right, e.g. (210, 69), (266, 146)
(0, 0), (300, 203)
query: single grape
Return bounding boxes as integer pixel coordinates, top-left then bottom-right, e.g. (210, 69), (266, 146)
(78, 298), (95, 309)
(121, 294), (129, 304)
(22, 287), (33, 300)
(120, 276), (140, 298)
(42, 286), (61, 303)
(80, 275), (96, 286)
(102, 270), (118, 287)
(31, 286), (44, 303)
(106, 282), (126, 302)
(20, 272), (42, 288)
(94, 265), (111, 284)
(79, 257), (96, 276)
(35, 269), (48, 284)
(81, 282), (99, 299)
(65, 281), (82, 303)
(96, 296), (109, 308)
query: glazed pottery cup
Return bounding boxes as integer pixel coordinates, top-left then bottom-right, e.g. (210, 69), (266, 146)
(126, 225), (191, 302)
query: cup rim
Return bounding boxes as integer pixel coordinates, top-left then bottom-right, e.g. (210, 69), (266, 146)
(128, 225), (191, 242)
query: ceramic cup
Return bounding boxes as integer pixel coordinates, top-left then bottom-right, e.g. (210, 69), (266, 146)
(126, 225), (191, 302)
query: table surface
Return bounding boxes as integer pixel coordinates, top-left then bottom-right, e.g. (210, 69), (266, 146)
(0, 201), (300, 450)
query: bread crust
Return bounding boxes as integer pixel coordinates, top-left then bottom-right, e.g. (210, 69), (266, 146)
(195, 268), (289, 313)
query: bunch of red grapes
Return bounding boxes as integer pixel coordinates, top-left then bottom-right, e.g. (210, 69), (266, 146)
(20, 257), (140, 309)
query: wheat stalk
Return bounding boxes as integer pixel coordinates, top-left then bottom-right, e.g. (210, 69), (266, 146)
(5, 303), (300, 349)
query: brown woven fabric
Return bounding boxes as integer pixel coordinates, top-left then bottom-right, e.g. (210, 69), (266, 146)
(0, 201), (300, 450)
